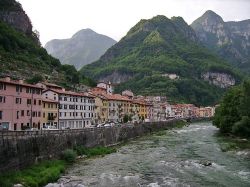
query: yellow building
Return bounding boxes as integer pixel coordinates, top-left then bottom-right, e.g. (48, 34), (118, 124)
(138, 101), (147, 120)
(93, 95), (108, 124)
(42, 99), (59, 129)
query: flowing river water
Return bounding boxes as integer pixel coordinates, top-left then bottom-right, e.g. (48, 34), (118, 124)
(48, 122), (250, 187)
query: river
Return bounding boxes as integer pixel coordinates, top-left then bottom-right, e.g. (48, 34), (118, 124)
(47, 122), (250, 187)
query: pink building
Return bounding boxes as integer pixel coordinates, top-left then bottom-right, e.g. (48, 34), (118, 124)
(0, 77), (43, 130)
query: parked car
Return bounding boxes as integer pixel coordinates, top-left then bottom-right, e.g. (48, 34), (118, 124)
(104, 123), (111, 127)
(97, 123), (105, 127)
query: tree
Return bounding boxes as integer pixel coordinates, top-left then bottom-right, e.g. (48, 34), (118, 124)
(213, 80), (250, 137)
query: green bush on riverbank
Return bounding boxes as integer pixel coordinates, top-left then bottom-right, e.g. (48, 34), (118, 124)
(0, 160), (66, 187)
(213, 80), (250, 137)
(74, 145), (117, 157)
(0, 146), (116, 187)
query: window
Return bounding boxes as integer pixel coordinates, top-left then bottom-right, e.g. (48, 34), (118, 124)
(27, 99), (31, 105)
(38, 100), (41, 105)
(16, 98), (21, 104)
(21, 110), (24, 116)
(43, 103), (45, 108)
(64, 97), (67, 101)
(38, 112), (41, 117)
(0, 96), (5, 103)
(16, 111), (19, 119)
(0, 111), (2, 119)
(43, 112), (45, 118)
(27, 110), (30, 116)
(0, 83), (6, 90)
(64, 105), (67, 109)
(16, 85), (22, 92)
(36, 89), (41, 95)
(34, 99), (36, 105)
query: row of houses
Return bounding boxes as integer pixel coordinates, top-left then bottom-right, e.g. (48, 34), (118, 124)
(0, 77), (215, 131)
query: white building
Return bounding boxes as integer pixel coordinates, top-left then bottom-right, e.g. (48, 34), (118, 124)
(42, 89), (95, 129)
(165, 104), (174, 118)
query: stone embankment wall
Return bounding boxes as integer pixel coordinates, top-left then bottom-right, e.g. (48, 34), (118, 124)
(0, 120), (180, 173)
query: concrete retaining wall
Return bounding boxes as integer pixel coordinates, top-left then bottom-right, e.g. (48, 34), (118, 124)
(0, 120), (180, 172)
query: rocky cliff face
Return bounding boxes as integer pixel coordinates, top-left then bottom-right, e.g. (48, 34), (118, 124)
(202, 72), (235, 88)
(191, 10), (250, 73)
(0, 10), (32, 35)
(0, 0), (39, 43)
(45, 29), (116, 69)
(98, 71), (133, 84)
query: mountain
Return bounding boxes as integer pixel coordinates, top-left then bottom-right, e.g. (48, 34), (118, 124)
(81, 15), (242, 106)
(191, 10), (250, 73)
(0, 0), (95, 87)
(45, 29), (116, 69)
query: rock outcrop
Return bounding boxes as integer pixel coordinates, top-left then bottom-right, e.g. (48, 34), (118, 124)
(191, 10), (250, 73)
(0, 0), (39, 44)
(202, 72), (235, 88)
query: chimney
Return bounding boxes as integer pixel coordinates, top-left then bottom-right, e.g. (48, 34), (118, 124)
(18, 80), (24, 84)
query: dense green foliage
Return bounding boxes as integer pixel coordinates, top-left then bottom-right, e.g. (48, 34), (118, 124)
(62, 149), (77, 163)
(73, 145), (116, 157)
(213, 80), (250, 137)
(0, 160), (65, 187)
(81, 15), (241, 106)
(0, 20), (94, 87)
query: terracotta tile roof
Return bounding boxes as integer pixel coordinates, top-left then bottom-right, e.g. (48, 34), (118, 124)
(0, 78), (43, 89)
(42, 82), (62, 88)
(44, 88), (94, 98)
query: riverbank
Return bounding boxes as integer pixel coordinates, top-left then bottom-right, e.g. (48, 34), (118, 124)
(0, 120), (183, 173)
(0, 146), (117, 187)
(0, 120), (186, 187)
(216, 134), (250, 152)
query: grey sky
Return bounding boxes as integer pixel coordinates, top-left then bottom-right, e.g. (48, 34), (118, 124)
(17, 0), (250, 46)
